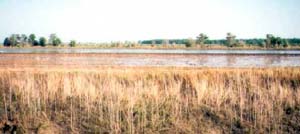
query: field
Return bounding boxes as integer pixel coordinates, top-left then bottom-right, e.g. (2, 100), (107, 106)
(1, 67), (300, 133)
(2, 0), (300, 133)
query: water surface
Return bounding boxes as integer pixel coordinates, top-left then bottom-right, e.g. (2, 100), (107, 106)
(1, 48), (300, 55)
(0, 53), (299, 68)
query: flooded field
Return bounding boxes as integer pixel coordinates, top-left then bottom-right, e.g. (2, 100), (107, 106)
(1, 48), (300, 54)
(1, 50), (299, 133)
(0, 53), (299, 68)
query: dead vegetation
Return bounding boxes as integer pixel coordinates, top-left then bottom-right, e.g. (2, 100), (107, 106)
(0, 67), (300, 133)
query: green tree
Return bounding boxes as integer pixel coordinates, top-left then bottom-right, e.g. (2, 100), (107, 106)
(28, 34), (36, 45)
(275, 37), (282, 47)
(53, 38), (61, 46)
(20, 34), (29, 46)
(39, 37), (47, 47)
(15, 34), (21, 42)
(49, 34), (62, 46)
(9, 34), (18, 47)
(33, 40), (39, 46)
(283, 39), (289, 48)
(69, 40), (76, 47)
(185, 38), (195, 47)
(226, 33), (236, 47)
(3, 37), (10, 46)
(196, 33), (208, 45)
(266, 34), (273, 48)
(21, 34), (28, 42)
(266, 34), (283, 48)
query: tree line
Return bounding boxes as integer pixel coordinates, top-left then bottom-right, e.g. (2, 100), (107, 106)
(140, 33), (300, 48)
(3, 33), (300, 48)
(3, 33), (76, 47)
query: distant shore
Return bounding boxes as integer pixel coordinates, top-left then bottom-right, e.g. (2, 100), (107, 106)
(1, 44), (300, 50)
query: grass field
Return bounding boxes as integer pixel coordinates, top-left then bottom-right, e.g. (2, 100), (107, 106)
(0, 67), (300, 133)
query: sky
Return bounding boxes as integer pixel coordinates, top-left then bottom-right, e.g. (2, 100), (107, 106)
(0, 0), (299, 43)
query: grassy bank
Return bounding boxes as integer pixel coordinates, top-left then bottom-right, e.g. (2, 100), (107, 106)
(0, 67), (300, 133)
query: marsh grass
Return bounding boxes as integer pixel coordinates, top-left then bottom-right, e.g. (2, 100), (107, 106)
(0, 67), (300, 133)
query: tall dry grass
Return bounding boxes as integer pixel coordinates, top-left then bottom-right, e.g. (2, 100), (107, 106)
(0, 67), (300, 133)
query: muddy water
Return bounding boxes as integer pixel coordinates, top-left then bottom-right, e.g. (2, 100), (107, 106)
(0, 53), (299, 68)
(1, 48), (300, 55)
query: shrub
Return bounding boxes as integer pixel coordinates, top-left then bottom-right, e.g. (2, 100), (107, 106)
(69, 40), (76, 47)
(39, 37), (47, 47)
(185, 38), (195, 47)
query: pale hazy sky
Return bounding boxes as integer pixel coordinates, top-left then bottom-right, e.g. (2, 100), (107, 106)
(0, 0), (299, 42)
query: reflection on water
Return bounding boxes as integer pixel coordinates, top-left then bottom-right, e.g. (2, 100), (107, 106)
(1, 48), (300, 55)
(264, 56), (278, 65)
(226, 56), (236, 67)
(0, 54), (299, 67)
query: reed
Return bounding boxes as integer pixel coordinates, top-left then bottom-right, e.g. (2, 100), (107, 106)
(0, 67), (299, 133)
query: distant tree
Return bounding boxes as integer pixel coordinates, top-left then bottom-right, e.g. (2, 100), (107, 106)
(21, 34), (28, 42)
(185, 38), (196, 47)
(28, 34), (36, 45)
(257, 39), (265, 47)
(196, 33), (208, 45)
(49, 34), (62, 46)
(3, 34), (24, 47)
(266, 34), (274, 48)
(226, 33), (236, 47)
(162, 39), (169, 47)
(69, 40), (76, 47)
(275, 37), (282, 47)
(20, 34), (28, 46)
(9, 34), (18, 47)
(33, 40), (39, 46)
(151, 40), (156, 46)
(266, 34), (283, 48)
(283, 39), (289, 48)
(48, 34), (55, 45)
(39, 37), (47, 47)
(15, 34), (21, 42)
(3, 37), (10, 46)
(139, 38), (300, 47)
(53, 38), (61, 46)
(288, 38), (300, 45)
(237, 40), (246, 47)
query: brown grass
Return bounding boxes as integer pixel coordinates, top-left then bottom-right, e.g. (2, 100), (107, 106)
(0, 67), (300, 133)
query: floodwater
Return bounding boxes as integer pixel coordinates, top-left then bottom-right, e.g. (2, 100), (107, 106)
(0, 48), (299, 68)
(1, 48), (300, 55)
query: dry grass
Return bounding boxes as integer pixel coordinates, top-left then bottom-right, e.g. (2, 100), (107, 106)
(0, 67), (300, 133)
